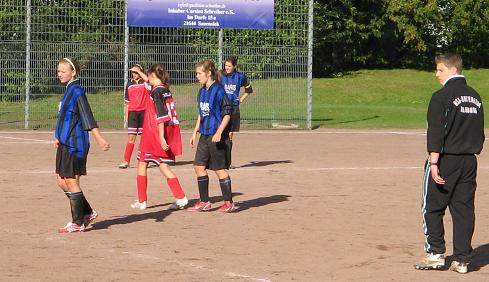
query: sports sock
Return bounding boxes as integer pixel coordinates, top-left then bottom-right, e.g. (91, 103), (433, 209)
(81, 193), (93, 216)
(66, 192), (85, 226)
(219, 177), (232, 202)
(124, 142), (135, 163)
(167, 177), (185, 199)
(137, 175), (148, 203)
(197, 175), (209, 202)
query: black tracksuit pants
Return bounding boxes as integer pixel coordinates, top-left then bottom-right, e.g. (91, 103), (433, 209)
(421, 154), (477, 263)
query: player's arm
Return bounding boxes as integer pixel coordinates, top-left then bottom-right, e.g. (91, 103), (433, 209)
(124, 84), (130, 124)
(426, 95), (445, 184)
(77, 93), (110, 151)
(153, 89), (171, 150)
(212, 93), (233, 143)
(190, 115), (200, 147)
(130, 67), (149, 82)
(239, 75), (253, 103)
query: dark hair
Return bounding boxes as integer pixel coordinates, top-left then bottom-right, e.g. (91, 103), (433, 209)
(224, 56), (237, 67)
(59, 57), (81, 77)
(196, 60), (221, 85)
(132, 63), (144, 73)
(148, 63), (170, 89)
(435, 53), (463, 73)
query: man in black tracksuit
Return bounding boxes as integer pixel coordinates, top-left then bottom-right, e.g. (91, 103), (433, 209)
(415, 53), (484, 274)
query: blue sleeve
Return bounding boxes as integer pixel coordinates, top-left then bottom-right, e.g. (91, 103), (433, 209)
(76, 90), (98, 131)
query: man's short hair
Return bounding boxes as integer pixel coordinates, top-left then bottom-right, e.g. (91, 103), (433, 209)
(435, 53), (463, 73)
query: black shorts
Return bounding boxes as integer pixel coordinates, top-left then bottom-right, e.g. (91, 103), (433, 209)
(193, 135), (231, 170)
(128, 111), (145, 135)
(56, 144), (87, 178)
(231, 106), (240, 132)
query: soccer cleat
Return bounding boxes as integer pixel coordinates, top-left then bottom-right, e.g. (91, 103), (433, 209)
(169, 197), (189, 210)
(84, 210), (98, 226)
(130, 200), (147, 210)
(58, 222), (85, 233)
(186, 201), (211, 212)
(118, 161), (129, 169)
(450, 261), (468, 274)
(218, 201), (235, 213)
(414, 253), (445, 270)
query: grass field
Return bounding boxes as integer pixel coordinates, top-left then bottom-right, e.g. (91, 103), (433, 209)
(313, 68), (489, 128)
(2, 69), (489, 129)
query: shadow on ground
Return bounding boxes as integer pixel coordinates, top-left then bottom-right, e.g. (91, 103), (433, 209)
(235, 195), (291, 212)
(237, 160), (293, 168)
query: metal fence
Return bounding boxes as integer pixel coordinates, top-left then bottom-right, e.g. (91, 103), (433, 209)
(0, 0), (312, 130)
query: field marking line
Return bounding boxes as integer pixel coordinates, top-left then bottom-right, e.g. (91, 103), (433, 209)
(0, 136), (52, 143)
(2, 227), (271, 282)
(0, 166), (439, 175)
(0, 130), (427, 136)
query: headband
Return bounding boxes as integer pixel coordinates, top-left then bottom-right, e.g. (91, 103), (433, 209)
(63, 57), (76, 71)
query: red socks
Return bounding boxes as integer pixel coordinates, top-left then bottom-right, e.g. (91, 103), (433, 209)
(124, 143), (135, 163)
(137, 175), (148, 202)
(167, 178), (185, 199)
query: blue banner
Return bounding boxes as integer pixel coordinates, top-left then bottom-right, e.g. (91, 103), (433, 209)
(128, 0), (274, 30)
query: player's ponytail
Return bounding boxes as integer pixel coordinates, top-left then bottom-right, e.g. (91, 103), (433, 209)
(148, 63), (171, 90)
(196, 60), (221, 85)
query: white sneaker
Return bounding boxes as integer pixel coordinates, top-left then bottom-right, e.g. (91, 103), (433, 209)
(168, 197), (188, 210)
(450, 261), (468, 274)
(414, 253), (445, 270)
(130, 200), (147, 210)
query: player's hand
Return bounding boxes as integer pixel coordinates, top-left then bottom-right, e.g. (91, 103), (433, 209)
(97, 139), (110, 151)
(161, 142), (170, 151)
(190, 133), (196, 147)
(211, 133), (222, 143)
(53, 139), (59, 148)
(430, 165), (445, 185)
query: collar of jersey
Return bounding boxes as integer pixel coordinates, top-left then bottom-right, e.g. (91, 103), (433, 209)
(66, 78), (80, 88)
(443, 74), (465, 86)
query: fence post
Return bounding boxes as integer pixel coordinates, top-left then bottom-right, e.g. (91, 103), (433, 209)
(307, 0), (314, 130)
(218, 29), (224, 69)
(25, 0), (32, 129)
(123, 0), (129, 129)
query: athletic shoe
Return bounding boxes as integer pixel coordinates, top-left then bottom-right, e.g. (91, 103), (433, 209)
(58, 222), (85, 233)
(186, 201), (211, 212)
(118, 161), (129, 169)
(130, 200), (147, 210)
(169, 197), (189, 210)
(84, 210), (98, 226)
(450, 261), (468, 274)
(218, 201), (235, 213)
(414, 253), (445, 270)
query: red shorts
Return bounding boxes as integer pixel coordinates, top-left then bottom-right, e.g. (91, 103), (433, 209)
(137, 151), (175, 165)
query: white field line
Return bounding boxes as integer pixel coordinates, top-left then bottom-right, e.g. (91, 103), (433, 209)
(0, 166), (429, 174)
(0, 130), (427, 136)
(3, 228), (272, 282)
(0, 136), (52, 143)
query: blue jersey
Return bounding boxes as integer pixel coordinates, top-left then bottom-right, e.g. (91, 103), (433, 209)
(55, 80), (98, 158)
(221, 71), (253, 106)
(197, 82), (233, 136)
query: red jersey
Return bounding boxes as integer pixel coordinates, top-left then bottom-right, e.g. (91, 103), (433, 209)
(125, 80), (151, 112)
(138, 85), (182, 158)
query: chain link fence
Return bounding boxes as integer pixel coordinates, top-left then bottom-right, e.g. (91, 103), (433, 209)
(0, 0), (312, 130)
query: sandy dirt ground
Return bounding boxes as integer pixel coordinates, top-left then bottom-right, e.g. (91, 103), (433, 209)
(2, 129), (489, 281)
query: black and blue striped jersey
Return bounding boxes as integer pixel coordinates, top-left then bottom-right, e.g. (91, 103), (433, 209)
(55, 80), (98, 158)
(221, 71), (253, 106)
(197, 82), (233, 136)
